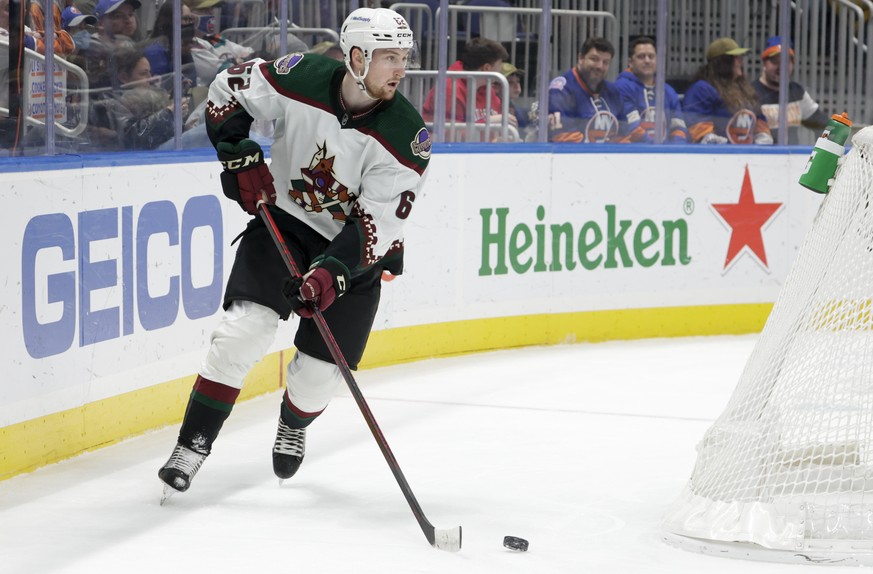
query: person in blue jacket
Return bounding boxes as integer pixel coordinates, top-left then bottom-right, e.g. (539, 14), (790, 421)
(683, 37), (772, 145)
(547, 36), (644, 143)
(614, 36), (687, 143)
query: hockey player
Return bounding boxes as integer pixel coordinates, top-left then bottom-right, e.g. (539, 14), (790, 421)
(158, 7), (431, 497)
(613, 36), (688, 143)
(547, 36), (644, 143)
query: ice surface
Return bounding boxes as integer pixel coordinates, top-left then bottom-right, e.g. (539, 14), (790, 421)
(1, 335), (843, 572)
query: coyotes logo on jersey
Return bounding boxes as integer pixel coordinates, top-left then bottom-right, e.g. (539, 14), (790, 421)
(289, 142), (355, 221)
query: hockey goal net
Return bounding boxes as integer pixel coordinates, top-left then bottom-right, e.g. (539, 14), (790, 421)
(663, 126), (873, 565)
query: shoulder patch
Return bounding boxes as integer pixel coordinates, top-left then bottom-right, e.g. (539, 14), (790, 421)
(410, 127), (432, 160)
(274, 53), (305, 75)
(549, 76), (567, 91)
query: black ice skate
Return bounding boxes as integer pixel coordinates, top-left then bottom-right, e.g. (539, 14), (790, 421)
(158, 443), (207, 504)
(272, 418), (305, 481)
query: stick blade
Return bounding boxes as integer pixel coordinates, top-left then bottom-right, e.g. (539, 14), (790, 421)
(431, 525), (462, 552)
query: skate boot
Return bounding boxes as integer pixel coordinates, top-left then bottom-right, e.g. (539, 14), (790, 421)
(272, 418), (306, 480)
(158, 443), (207, 501)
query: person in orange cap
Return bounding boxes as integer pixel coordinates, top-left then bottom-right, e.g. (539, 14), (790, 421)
(751, 36), (829, 144)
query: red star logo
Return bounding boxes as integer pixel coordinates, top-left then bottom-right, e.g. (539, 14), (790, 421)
(712, 165), (782, 270)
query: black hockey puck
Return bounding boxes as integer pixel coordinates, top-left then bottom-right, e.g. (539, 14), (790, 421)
(503, 535), (529, 551)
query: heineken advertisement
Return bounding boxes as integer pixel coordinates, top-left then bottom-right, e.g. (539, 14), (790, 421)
(478, 204), (691, 275)
(377, 151), (823, 328)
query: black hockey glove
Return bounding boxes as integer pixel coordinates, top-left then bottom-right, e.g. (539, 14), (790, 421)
(217, 139), (276, 215)
(282, 256), (350, 319)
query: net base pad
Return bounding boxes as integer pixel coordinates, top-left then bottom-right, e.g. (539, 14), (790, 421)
(662, 531), (873, 567)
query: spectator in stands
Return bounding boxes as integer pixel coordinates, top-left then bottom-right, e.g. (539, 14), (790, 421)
(88, 46), (188, 150)
(614, 36), (687, 143)
(185, 0), (256, 86)
(93, 0), (139, 45)
(0, 0), (37, 53)
(61, 5), (97, 54)
(547, 36), (643, 143)
(421, 36), (516, 128)
(29, 0), (76, 56)
(502, 62), (530, 132)
(142, 1), (196, 88)
(752, 36), (829, 144)
(683, 37), (773, 145)
(82, 0), (142, 90)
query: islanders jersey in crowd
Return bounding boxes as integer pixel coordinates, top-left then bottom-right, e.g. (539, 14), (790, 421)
(547, 67), (643, 143)
(613, 70), (688, 143)
(682, 79), (771, 144)
(206, 52), (431, 275)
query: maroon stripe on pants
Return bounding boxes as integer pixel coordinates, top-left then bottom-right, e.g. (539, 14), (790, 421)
(283, 391), (323, 419)
(193, 376), (241, 405)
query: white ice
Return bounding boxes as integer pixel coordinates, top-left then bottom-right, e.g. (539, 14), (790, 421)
(0, 335), (847, 573)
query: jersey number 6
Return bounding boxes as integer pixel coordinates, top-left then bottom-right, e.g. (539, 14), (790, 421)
(395, 191), (416, 219)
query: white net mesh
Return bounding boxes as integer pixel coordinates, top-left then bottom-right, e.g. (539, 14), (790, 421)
(664, 126), (873, 558)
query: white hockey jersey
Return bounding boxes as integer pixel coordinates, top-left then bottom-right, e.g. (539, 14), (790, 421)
(205, 52), (432, 275)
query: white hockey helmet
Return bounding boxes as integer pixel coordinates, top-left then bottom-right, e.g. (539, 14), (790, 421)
(340, 7), (415, 94)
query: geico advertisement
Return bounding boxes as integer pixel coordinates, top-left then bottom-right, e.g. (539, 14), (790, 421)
(0, 165), (253, 427)
(375, 152), (822, 329)
(1, 152), (821, 425)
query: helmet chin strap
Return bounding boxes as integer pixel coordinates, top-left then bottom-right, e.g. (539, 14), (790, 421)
(346, 54), (380, 101)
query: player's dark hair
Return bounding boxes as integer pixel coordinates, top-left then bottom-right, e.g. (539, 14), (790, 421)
(579, 36), (614, 58)
(459, 37), (509, 71)
(630, 36), (655, 56)
(693, 54), (758, 111)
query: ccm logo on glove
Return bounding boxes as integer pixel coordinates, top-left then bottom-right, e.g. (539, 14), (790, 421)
(217, 139), (277, 215)
(221, 152), (262, 171)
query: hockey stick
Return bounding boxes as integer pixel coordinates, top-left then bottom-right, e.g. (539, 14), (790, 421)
(257, 202), (462, 552)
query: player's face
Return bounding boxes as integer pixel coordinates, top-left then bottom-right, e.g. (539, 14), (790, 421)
(629, 43), (656, 80)
(365, 48), (409, 100)
(577, 49), (611, 89)
(762, 54), (793, 86)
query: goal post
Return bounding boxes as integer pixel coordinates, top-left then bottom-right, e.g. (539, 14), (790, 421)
(662, 126), (873, 566)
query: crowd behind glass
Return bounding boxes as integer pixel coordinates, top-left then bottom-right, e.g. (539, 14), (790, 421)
(0, 0), (841, 155)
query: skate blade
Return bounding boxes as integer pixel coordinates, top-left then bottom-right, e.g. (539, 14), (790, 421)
(160, 484), (177, 505)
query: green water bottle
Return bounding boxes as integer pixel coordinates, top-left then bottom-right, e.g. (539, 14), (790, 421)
(799, 112), (853, 194)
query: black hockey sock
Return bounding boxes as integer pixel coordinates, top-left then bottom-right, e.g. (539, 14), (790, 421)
(280, 392), (323, 429)
(177, 376), (241, 455)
